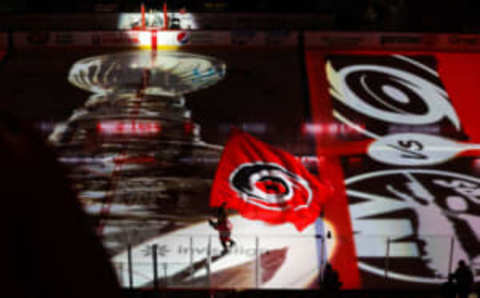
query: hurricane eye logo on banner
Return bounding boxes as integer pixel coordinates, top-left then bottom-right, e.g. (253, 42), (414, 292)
(346, 169), (480, 284)
(229, 162), (312, 211)
(326, 55), (462, 139)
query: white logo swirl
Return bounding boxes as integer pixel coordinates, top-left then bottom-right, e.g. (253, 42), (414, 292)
(327, 55), (461, 132)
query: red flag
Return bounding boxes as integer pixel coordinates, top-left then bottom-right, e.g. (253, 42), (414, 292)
(210, 129), (333, 231)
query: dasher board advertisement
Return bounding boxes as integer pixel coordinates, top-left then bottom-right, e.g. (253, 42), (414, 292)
(12, 30), (297, 49)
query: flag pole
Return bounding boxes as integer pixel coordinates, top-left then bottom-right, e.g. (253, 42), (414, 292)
(255, 236), (260, 288)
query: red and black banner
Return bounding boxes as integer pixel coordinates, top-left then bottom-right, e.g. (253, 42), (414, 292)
(306, 50), (480, 289)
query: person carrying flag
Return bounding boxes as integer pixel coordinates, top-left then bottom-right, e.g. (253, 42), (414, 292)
(209, 129), (333, 232)
(209, 203), (235, 254)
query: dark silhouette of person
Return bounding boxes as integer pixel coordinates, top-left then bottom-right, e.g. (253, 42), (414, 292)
(451, 260), (474, 298)
(209, 203), (235, 254)
(215, 202), (228, 219)
(321, 263), (343, 291)
(2, 113), (124, 298)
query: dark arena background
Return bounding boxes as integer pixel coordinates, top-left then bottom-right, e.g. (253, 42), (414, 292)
(3, 1), (480, 298)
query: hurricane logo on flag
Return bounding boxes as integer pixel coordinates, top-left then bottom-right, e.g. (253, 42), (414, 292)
(211, 131), (329, 231)
(229, 162), (313, 211)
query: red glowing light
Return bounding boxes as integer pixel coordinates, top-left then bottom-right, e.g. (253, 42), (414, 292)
(184, 121), (194, 135)
(113, 155), (156, 164)
(302, 123), (365, 136)
(97, 121), (162, 135)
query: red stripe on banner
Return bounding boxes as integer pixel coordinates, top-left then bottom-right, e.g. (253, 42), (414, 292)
(316, 140), (372, 157)
(459, 148), (480, 157)
(305, 50), (362, 289)
(436, 53), (480, 142)
(151, 30), (157, 50)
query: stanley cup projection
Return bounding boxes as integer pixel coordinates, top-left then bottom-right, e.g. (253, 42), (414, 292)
(46, 49), (328, 289)
(48, 50), (226, 267)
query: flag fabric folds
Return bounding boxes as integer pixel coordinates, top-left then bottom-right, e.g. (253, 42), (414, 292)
(210, 129), (333, 231)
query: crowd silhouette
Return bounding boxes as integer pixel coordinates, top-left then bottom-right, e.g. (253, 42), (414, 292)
(2, 113), (123, 298)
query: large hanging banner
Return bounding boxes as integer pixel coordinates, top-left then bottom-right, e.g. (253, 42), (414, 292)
(305, 49), (480, 289)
